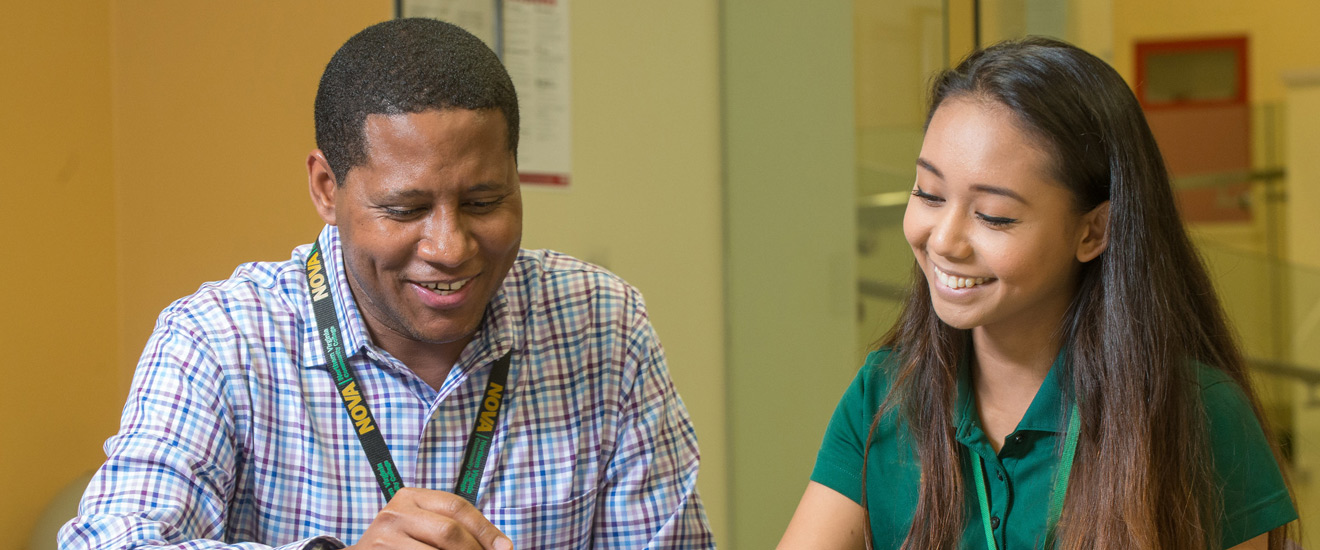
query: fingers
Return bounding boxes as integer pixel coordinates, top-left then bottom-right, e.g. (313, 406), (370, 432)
(405, 488), (512, 550)
(354, 487), (513, 550)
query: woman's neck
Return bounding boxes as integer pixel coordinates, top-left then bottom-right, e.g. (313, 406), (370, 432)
(970, 320), (1064, 452)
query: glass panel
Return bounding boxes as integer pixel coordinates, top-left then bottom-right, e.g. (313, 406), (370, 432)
(854, 0), (947, 358)
(976, 0), (1115, 57)
(1145, 48), (1240, 103)
(980, 0), (1069, 43)
(979, 0), (1071, 44)
(1175, 100), (1309, 541)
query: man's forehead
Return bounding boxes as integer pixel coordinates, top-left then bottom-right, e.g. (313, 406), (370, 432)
(370, 179), (517, 199)
(360, 108), (508, 138)
(357, 108), (507, 156)
(343, 111), (517, 194)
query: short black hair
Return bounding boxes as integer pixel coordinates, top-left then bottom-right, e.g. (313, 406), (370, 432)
(314, 18), (519, 185)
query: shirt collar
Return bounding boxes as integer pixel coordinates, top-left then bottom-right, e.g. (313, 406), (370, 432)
(300, 225), (372, 370)
(954, 344), (1071, 443)
(301, 225), (522, 372)
(1015, 349), (1068, 433)
(451, 274), (518, 373)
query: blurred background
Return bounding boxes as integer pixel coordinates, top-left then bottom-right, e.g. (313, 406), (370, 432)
(3, 1), (1319, 549)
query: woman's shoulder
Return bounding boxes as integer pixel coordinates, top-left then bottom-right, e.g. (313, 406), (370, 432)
(1189, 362), (1297, 545)
(810, 347), (912, 504)
(1190, 363), (1266, 445)
(820, 347), (907, 434)
(851, 348), (902, 402)
(860, 347), (897, 375)
(1191, 363), (1254, 415)
(831, 348), (914, 440)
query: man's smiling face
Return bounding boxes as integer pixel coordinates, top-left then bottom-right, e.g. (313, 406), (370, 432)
(315, 108), (522, 360)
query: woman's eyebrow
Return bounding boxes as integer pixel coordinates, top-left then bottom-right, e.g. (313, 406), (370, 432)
(916, 158), (942, 179)
(971, 184), (1028, 204)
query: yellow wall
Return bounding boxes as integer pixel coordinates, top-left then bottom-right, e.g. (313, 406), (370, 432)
(1112, 0), (1320, 104)
(519, 2), (728, 543)
(0, 1), (119, 545)
(112, 1), (390, 385)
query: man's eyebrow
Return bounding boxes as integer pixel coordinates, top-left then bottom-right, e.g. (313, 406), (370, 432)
(970, 184), (1029, 204)
(376, 181), (514, 202)
(467, 181), (514, 193)
(377, 188), (431, 202)
(916, 158), (943, 179)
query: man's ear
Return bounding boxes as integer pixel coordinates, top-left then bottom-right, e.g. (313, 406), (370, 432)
(1076, 201), (1110, 263)
(307, 150), (339, 226)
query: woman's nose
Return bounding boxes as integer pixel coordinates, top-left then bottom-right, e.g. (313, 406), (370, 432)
(927, 211), (973, 261)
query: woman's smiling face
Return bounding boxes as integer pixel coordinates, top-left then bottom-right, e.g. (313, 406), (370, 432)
(904, 97), (1108, 334)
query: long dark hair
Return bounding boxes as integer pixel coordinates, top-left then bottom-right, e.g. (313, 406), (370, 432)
(862, 37), (1290, 549)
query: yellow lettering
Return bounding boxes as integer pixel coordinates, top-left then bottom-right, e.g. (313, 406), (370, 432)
(351, 405), (374, 432)
(308, 252), (329, 301)
(341, 382), (362, 408)
(340, 382), (375, 433)
(476, 382), (505, 432)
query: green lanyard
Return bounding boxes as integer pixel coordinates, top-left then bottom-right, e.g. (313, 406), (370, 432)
(971, 404), (1080, 550)
(305, 241), (510, 505)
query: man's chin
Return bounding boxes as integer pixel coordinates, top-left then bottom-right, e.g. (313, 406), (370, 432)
(405, 323), (482, 346)
(400, 332), (461, 345)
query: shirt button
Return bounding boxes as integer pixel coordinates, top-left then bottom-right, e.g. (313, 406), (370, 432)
(996, 470), (1004, 481)
(990, 516), (1000, 529)
(1011, 433), (1024, 444)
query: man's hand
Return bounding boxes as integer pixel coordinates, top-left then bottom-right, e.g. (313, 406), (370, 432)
(346, 487), (513, 550)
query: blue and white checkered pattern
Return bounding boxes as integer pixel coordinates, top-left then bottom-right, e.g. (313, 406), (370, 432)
(58, 226), (714, 550)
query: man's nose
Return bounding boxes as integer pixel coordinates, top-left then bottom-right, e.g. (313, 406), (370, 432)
(416, 209), (477, 267)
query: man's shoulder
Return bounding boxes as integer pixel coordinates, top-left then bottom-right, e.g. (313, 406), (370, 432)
(158, 245), (313, 331)
(501, 250), (652, 345)
(510, 249), (640, 300)
(513, 249), (618, 276)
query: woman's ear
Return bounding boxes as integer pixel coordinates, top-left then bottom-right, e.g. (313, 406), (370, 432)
(1076, 201), (1110, 263)
(307, 150), (339, 226)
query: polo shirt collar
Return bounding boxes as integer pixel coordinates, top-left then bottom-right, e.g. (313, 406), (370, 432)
(954, 344), (1072, 447)
(1015, 349), (1068, 432)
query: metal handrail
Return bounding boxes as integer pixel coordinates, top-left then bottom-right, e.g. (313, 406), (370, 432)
(1170, 168), (1286, 190)
(1250, 358), (1320, 407)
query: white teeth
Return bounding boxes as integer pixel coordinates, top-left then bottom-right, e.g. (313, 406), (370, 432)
(934, 266), (990, 289)
(421, 278), (471, 295)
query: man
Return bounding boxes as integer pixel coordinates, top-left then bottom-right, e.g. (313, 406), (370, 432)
(59, 18), (713, 550)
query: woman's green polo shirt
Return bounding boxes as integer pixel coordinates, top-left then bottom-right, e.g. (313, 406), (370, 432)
(811, 349), (1296, 549)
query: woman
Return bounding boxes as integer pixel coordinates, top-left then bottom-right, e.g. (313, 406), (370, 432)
(779, 37), (1296, 549)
